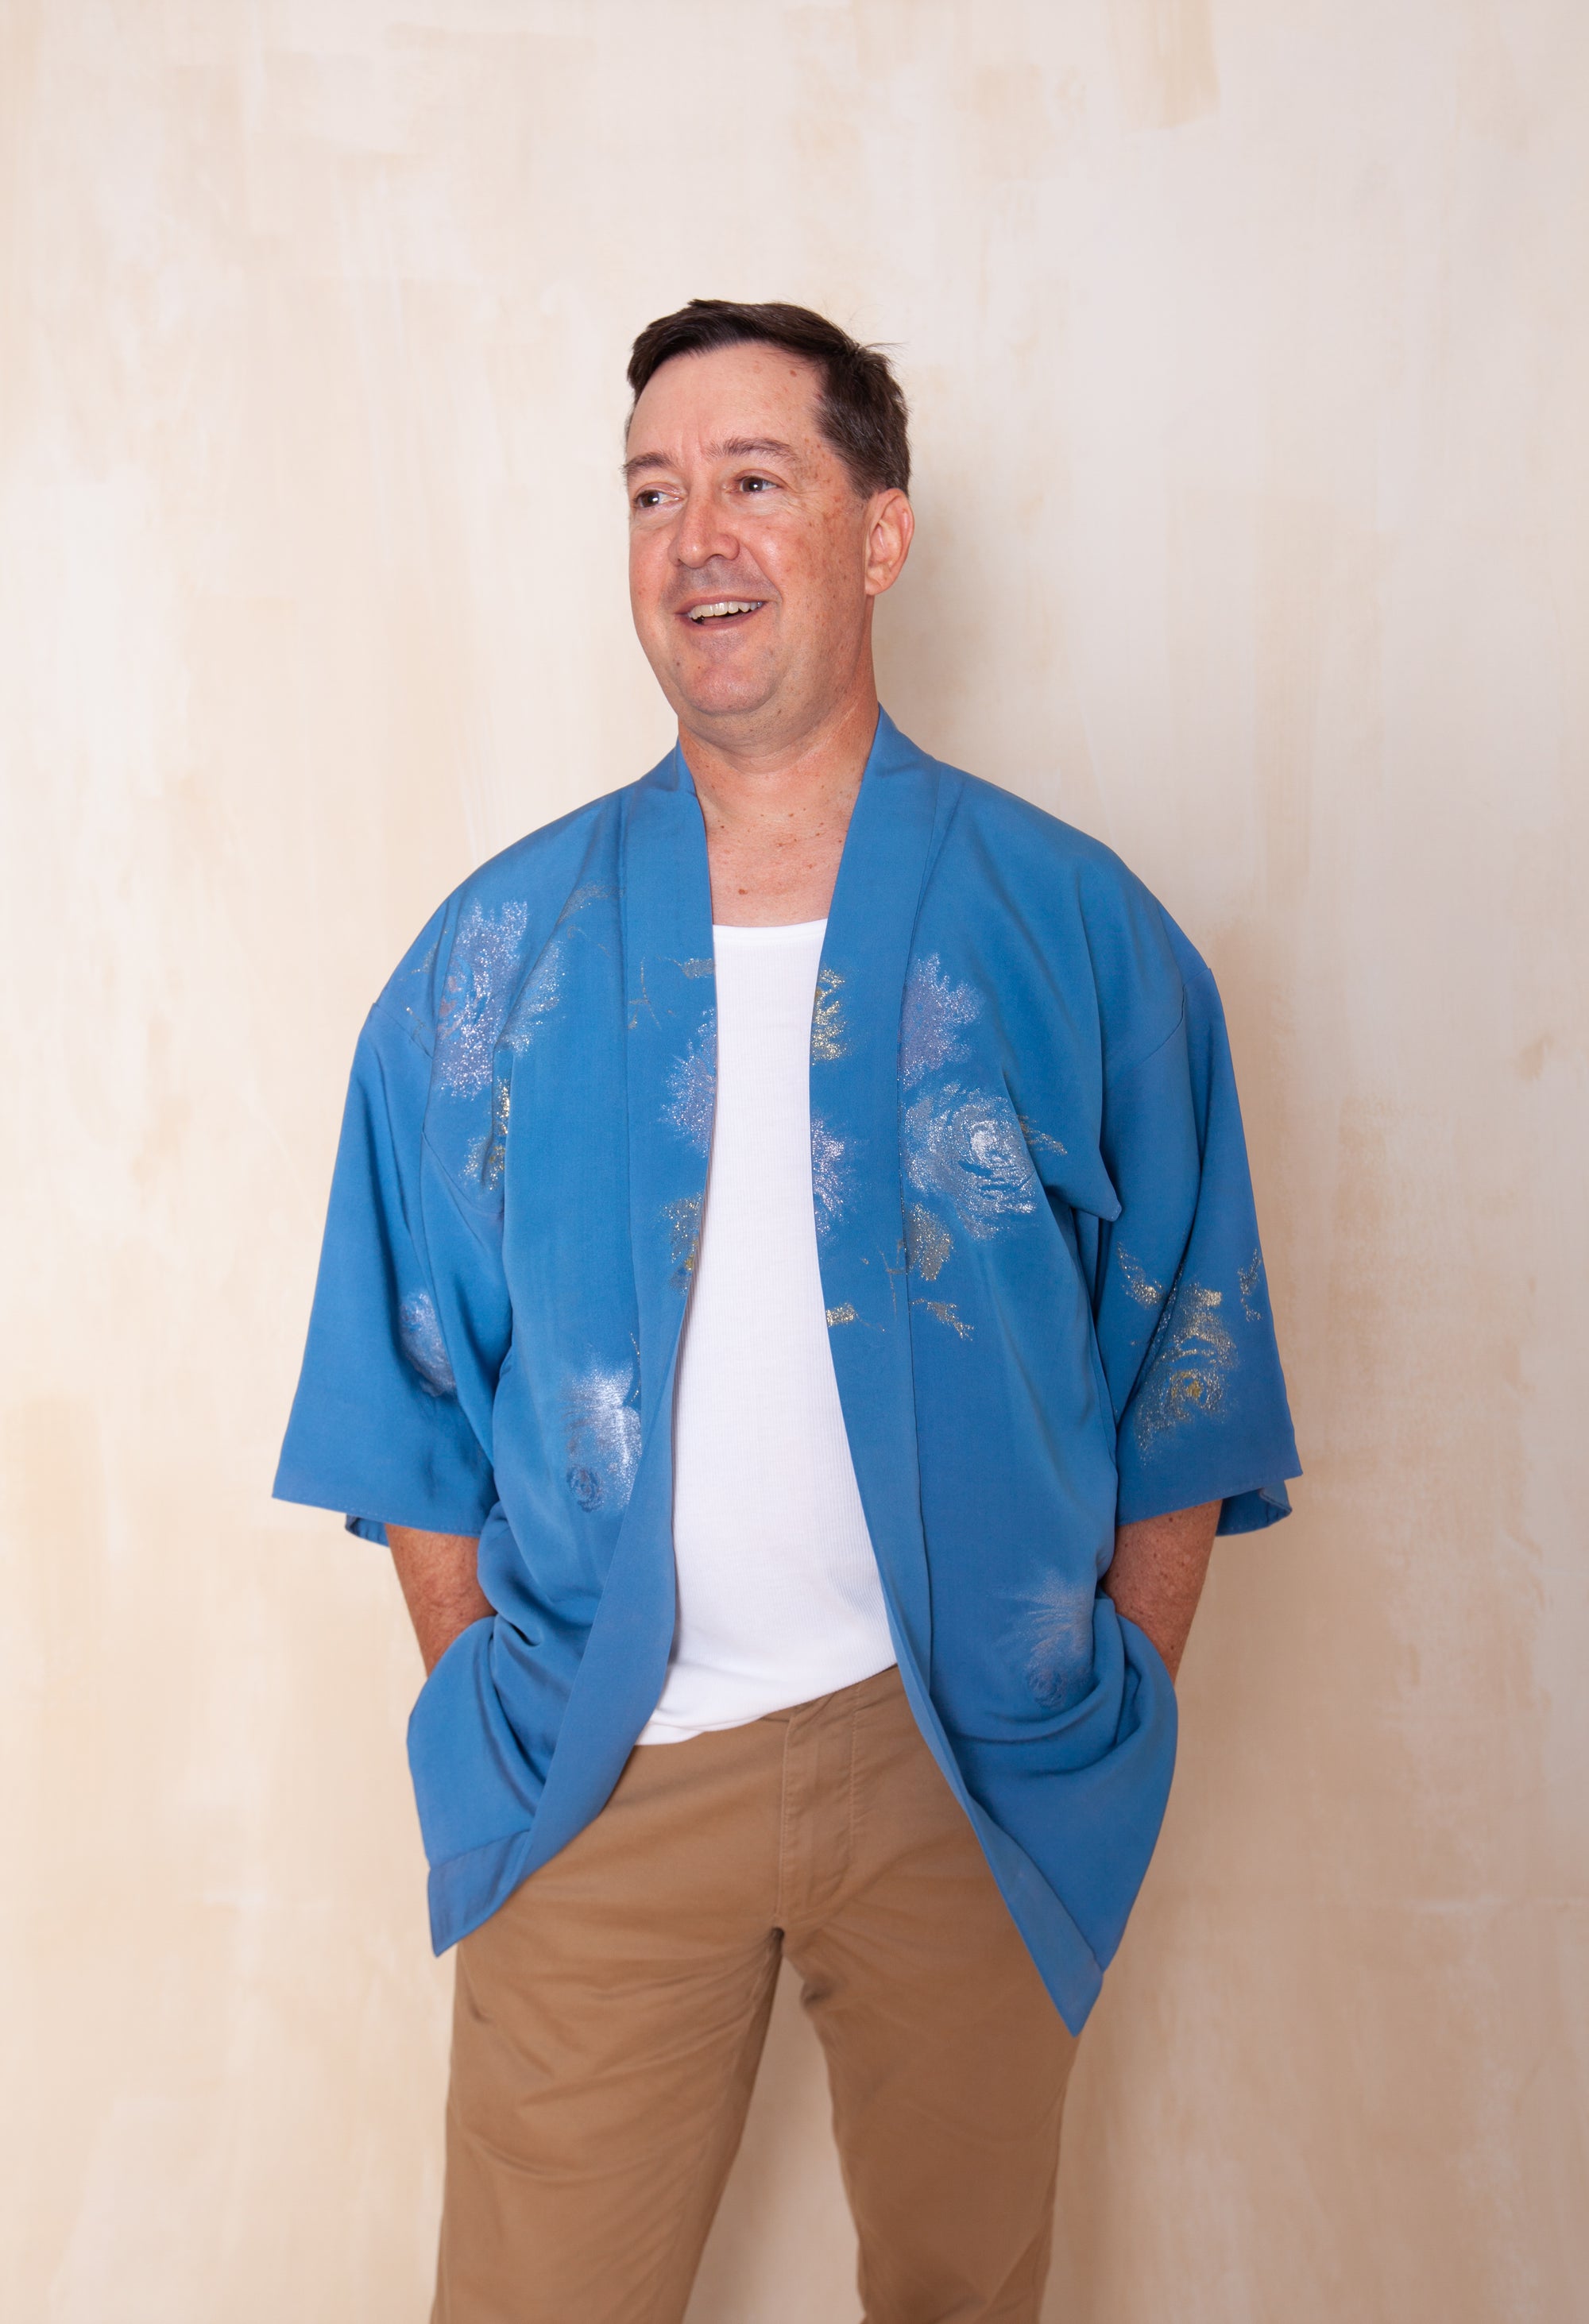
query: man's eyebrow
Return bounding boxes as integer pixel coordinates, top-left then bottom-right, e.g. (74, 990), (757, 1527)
(712, 436), (800, 464)
(621, 436), (803, 483)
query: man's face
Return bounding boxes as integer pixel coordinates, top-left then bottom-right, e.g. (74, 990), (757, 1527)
(625, 342), (907, 747)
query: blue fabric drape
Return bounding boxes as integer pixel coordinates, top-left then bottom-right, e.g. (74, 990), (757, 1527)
(276, 713), (1299, 2032)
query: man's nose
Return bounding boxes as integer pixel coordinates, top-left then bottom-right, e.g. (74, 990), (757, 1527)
(671, 487), (738, 572)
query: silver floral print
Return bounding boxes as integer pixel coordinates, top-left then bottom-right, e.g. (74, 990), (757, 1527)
(903, 1083), (1038, 1239)
(558, 881), (614, 925)
(1119, 1250), (1165, 1310)
(905, 1143), (973, 1330)
(398, 1292), (456, 1398)
(466, 1074), (514, 1193)
(497, 934), (566, 1058)
(810, 1116), (850, 1237)
(498, 884), (611, 1061)
(435, 902), (532, 1099)
(914, 1297), (973, 1340)
(904, 1203), (953, 1282)
(810, 966), (848, 1062)
(436, 884), (609, 1108)
(663, 1193), (702, 1293)
(564, 1362), (642, 1513)
(1023, 1576), (1096, 1713)
(1239, 1249), (1264, 1322)
(1019, 1116), (1067, 1162)
(664, 1016), (717, 1154)
(1132, 1280), (1237, 1450)
(899, 954), (979, 1087)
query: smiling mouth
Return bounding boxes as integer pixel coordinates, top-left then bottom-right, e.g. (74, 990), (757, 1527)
(684, 599), (766, 625)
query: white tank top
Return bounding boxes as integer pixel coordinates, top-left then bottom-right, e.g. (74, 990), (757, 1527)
(636, 918), (897, 1745)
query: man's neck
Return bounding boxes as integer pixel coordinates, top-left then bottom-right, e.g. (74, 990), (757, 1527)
(681, 683), (880, 930)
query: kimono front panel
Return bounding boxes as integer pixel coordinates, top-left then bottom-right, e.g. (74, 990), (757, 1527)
(275, 713), (1299, 2034)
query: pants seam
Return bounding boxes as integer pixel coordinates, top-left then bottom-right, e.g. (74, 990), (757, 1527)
(773, 1709), (794, 1928)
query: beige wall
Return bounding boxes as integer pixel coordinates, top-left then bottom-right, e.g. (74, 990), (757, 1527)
(2, 2), (1586, 2316)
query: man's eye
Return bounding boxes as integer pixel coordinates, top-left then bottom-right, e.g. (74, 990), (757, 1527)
(739, 475), (775, 493)
(633, 489), (665, 510)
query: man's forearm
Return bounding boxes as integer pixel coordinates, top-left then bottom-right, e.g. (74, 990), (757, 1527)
(388, 1502), (1222, 1684)
(387, 1525), (490, 1674)
(1100, 1499), (1222, 1682)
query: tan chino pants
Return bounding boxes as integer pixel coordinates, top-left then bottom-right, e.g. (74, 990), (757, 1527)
(432, 1664), (1078, 2324)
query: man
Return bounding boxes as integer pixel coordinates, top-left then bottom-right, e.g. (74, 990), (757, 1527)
(276, 299), (1298, 2323)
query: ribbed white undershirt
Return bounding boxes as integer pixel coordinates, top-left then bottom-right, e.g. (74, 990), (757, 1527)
(636, 918), (897, 1746)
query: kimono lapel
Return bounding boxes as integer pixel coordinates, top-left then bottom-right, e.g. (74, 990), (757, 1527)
(524, 745), (715, 1860)
(811, 711), (946, 1671)
(618, 745), (719, 1425)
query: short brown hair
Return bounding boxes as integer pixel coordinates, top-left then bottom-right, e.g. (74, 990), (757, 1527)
(626, 300), (910, 497)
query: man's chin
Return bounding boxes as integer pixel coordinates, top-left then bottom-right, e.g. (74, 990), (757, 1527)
(664, 667), (783, 731)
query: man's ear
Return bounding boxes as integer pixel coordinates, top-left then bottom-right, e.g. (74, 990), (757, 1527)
(864, 490), (914, 598)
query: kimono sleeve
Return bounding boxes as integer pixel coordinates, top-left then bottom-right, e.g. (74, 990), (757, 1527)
(1093, 928), (1300, 1536)
(273, 996), (499, 1546)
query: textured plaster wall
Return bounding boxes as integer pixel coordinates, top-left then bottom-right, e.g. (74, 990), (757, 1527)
(2, 3), (1586, 2318)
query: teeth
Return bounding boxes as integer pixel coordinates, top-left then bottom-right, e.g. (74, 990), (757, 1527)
(689, 600), (759, 621)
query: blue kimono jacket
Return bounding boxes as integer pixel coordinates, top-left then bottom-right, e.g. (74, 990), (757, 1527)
(276, 711), (1298, 2033)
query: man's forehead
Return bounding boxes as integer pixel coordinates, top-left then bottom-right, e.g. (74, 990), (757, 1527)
(624, 346), (825, 462)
